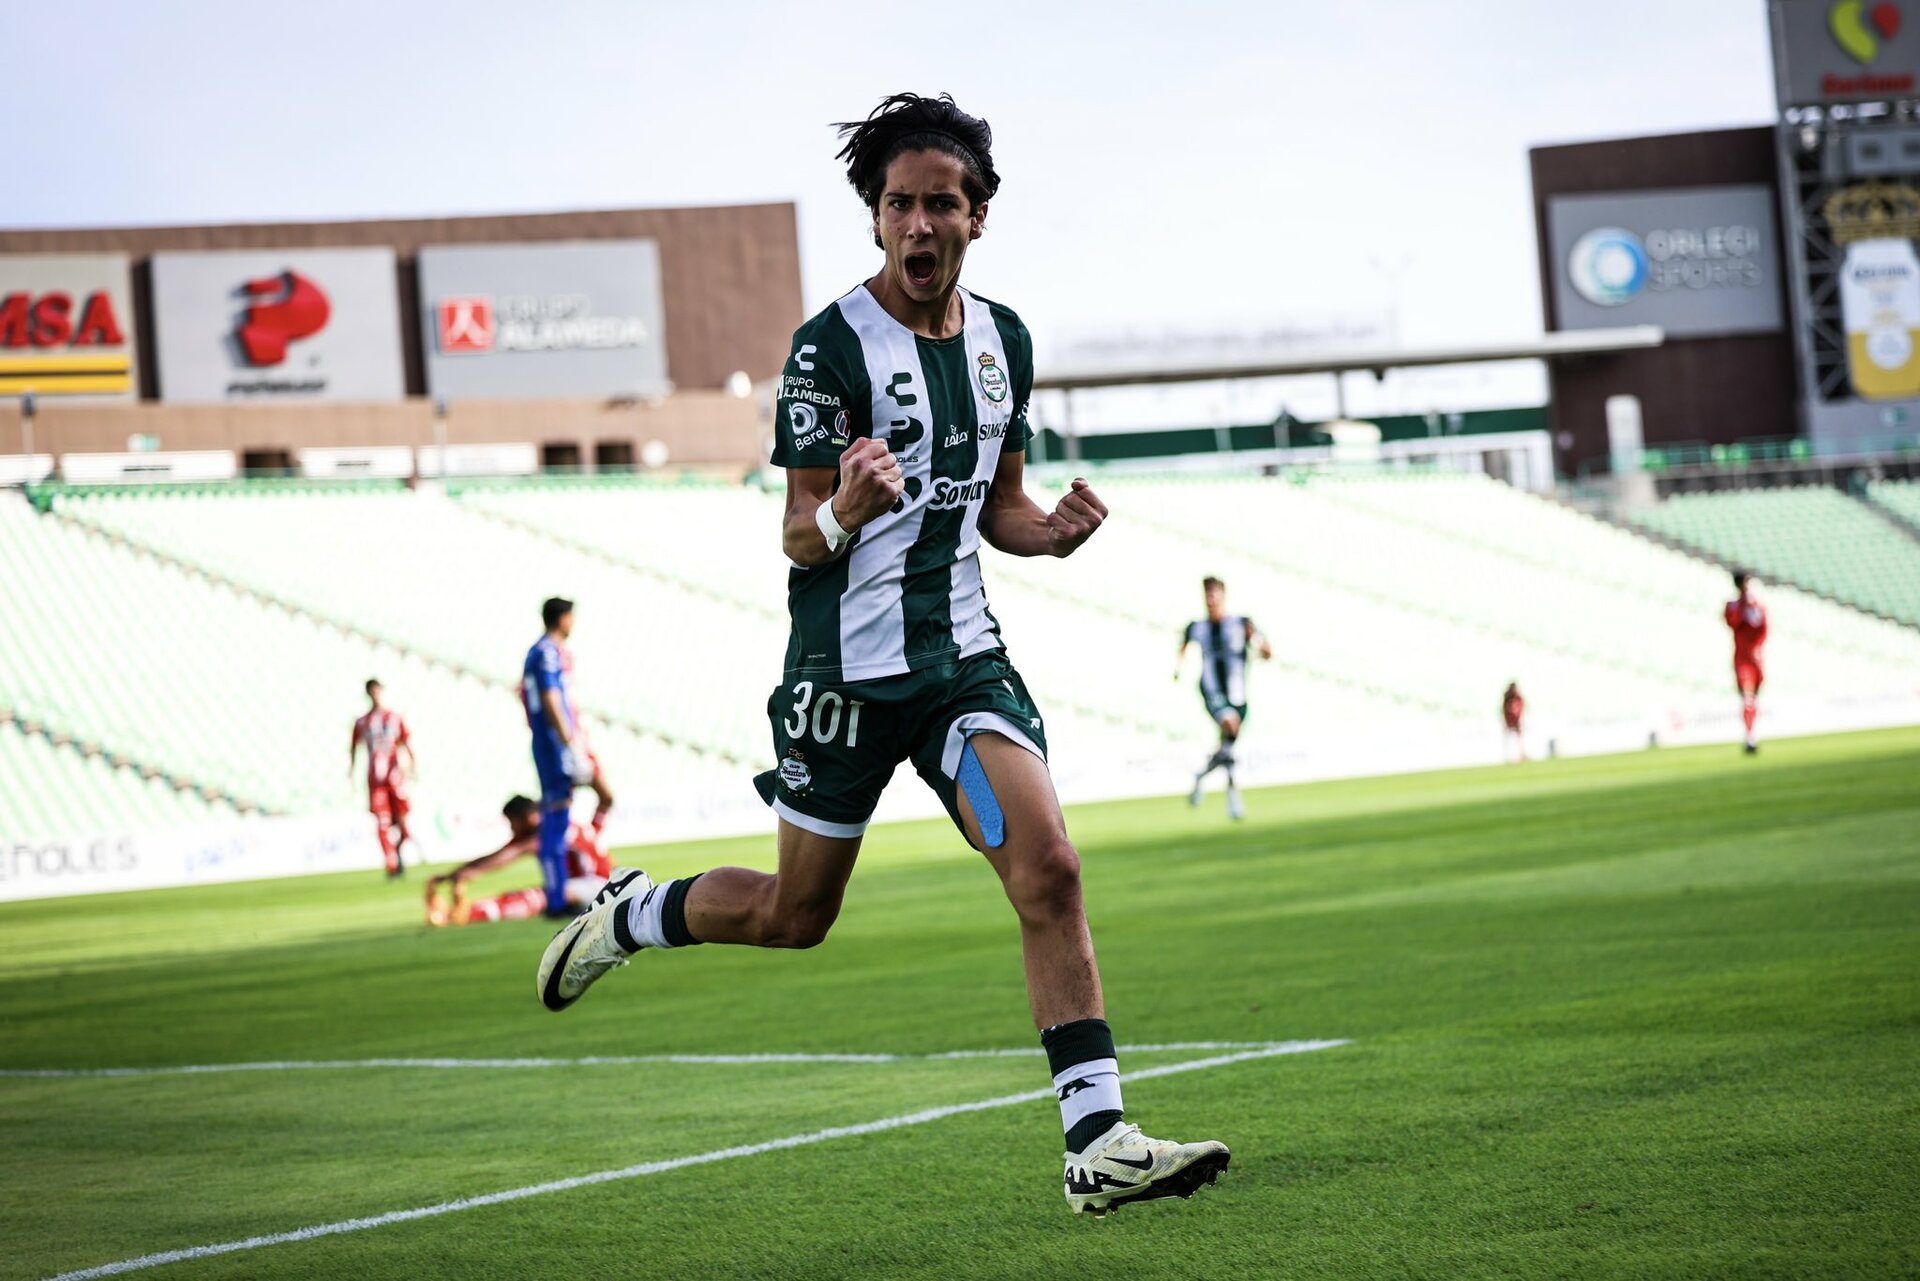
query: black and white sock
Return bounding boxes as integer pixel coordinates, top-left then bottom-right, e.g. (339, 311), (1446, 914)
(1042, 1017), (1125, 1154)
(618, 874), (705, 951)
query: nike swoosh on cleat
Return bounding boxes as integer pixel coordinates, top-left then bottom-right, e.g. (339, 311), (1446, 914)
(540, 923), (587, 1012)
(1108, 1153), (1156, 1171)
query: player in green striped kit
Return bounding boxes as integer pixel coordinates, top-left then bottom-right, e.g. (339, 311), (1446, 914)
(540, 93), (1229, 1216)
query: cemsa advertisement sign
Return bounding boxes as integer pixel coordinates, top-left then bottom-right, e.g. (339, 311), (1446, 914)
(150, 248), (405, 403)
(0, 253), (138, 398)
(1547, 186), (1786, 338)
(417, 240), (669, 399)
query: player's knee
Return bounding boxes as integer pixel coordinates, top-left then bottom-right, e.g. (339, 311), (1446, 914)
(1007, 835), (1083, 922)
(762, 902), (836, 949)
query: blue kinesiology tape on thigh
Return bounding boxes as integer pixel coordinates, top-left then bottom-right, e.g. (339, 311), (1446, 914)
(957, 738), (1005, 848)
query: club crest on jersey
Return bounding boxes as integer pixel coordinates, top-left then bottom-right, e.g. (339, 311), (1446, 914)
(778, 749), (813, 795)
(977, 352), (1008, 403)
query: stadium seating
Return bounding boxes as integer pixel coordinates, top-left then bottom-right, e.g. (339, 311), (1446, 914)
(7, 469), (1920, 845)
(1867, 477), (1920, 532)
(0, 493), (739, 837)
(0, 720), (238, 841)
(1622, 486), (1920, 627)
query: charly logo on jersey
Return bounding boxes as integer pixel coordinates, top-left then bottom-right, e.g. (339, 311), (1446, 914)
(977, 352), (1008, 402)
(926, 477), (990, 511)
(778, 749), (812, 795)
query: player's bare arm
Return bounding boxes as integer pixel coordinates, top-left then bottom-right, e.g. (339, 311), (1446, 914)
(426, 833), (536, 897)
(347, 725), (361, 779)
(980, 450), (1108, 559)
(1248, 618), (1274, 661)
(781, 439), (904, 566)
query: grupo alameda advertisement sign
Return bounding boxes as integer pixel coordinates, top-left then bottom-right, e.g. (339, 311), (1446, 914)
(0, 253), (138, 399)
(1771, 0), (1920, 106)
(1548, 186), (1785, 338)
(150, 248), (405, 403)
(417, 240), (669, 399)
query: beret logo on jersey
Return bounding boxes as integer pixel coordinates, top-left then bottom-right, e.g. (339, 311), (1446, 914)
(778, 750), (812, 795)
(977, 351), (1008, 403)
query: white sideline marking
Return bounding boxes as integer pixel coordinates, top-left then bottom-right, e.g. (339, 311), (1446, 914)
(37, 1039), (1349, 1281)
(0, 1040), (1314, 1079)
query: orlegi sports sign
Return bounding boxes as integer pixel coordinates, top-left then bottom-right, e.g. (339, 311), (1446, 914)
(417, 240), (669, 399)
(0, 253), (138, 398)
(150, 248), (405, 403)
(1771, 0), (1920, 106)
(1547, 186), (1785, 338)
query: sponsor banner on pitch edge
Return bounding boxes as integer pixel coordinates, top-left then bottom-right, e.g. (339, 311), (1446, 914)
(1547, 186), (1785, 338)
(0, 253), (138, 399)
(150, 248), (406, 403)
(417, 239), (669, 399)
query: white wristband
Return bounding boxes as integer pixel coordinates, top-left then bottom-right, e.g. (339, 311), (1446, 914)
(815, 497), (854, 551)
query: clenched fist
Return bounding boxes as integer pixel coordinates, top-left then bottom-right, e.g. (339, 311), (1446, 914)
(1047, 477), (1108, 557)
(834, 437), (905, 530)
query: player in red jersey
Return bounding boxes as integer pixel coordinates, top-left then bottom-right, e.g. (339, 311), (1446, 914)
(1501, 681), (1527, 763)
(1724, 571), (1768, 755)
(350, 678), (417, 877)
(423, 795), (615, 926)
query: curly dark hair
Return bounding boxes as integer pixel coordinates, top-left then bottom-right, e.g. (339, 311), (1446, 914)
(833, 92), (1001, 213)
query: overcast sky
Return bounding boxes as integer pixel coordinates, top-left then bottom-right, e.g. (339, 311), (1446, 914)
(1, 0), (1780, 425)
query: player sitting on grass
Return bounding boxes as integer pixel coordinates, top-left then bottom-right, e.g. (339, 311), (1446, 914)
(538, 91), (1230, 1218)
(425, 795), (612, 927)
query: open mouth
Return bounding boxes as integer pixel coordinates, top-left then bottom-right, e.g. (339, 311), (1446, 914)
(904, 253), (938, 288)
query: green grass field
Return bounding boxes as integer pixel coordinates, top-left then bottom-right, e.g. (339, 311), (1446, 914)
(3, 730), (1918, 1280)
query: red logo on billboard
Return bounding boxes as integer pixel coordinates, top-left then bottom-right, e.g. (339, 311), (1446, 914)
(0, 291), (126, 349)
(236, 270), (330, 366)
(437, 297), (496, 353)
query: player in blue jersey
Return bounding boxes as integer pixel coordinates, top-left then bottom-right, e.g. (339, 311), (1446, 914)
(523, 597), (600, 918)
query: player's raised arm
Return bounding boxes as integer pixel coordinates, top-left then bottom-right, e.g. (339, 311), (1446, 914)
(980, 450), (1108, 558)
(782, 438), (903, 566)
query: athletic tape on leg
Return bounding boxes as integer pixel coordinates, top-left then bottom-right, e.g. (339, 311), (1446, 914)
(957, 739), (1004, 848)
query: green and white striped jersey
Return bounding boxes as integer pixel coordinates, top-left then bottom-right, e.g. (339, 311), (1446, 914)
(771, 284), (1034, 683)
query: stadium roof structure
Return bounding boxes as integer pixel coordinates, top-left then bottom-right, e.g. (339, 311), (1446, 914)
(1032, 325), (1666, 393)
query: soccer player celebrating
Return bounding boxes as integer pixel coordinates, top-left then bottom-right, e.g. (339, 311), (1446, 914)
(539, 92), (1229, 1216)
(424, 795), (614, 926)
(1175, 576), (1271, 820)
(350, 678), (415, 877)
(1725, 571), (1768, 754)
(1501, 681), (1527, 764)
(522, 597), (603, 918)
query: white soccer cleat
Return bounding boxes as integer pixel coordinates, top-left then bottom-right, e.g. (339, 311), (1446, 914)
(537, 869), (654, 1012)
(1063, 1122), (1231, 1218)
(1188, 776), (1205, 807)
(1226, 787), (1245, 821)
